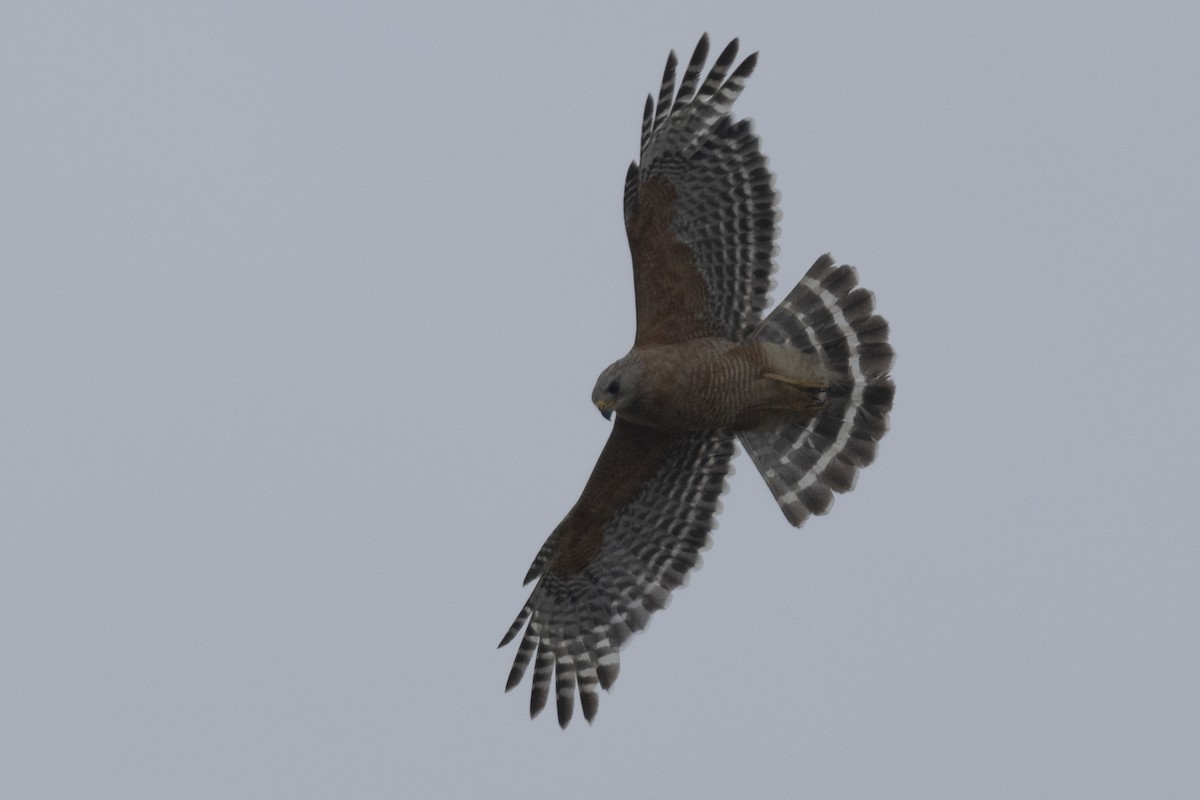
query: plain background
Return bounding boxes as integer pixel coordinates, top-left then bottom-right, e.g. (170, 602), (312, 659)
(3, 2), (1198, 797)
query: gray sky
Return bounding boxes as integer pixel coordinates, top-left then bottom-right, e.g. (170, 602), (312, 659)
(4, 2), (1199, 797)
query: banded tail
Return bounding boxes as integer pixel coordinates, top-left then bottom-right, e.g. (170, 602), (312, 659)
(739, 254), (895, 526)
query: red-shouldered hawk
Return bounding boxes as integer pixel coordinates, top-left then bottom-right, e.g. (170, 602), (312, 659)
(500, 35), (894, 727)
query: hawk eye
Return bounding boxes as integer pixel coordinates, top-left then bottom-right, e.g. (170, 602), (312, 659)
(606, 379), (620, 395)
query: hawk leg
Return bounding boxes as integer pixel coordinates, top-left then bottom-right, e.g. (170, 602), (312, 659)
(756, 372), (827, 416)
(761, 371), (826, 391)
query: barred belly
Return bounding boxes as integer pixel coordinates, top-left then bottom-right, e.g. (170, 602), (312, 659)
(633, 339), (770, 430)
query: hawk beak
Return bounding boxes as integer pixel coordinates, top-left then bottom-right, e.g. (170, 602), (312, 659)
(600, 408), (612, 421)
(595, 400), (613, 421)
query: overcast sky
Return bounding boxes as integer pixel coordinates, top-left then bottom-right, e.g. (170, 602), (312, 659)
(3, 2), (1199, 798)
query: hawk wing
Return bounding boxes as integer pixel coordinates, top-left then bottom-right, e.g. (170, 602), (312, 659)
(623, 35), (779, 346)
(500, 419), (735, 727)
(500, 36), (766, 727)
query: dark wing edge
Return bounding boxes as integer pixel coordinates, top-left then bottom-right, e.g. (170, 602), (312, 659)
(624, 35), (780, 345)
(499, 419), (736, 727)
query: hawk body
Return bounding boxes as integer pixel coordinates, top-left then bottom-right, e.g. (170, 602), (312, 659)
(594, 338), (827, 431)
(501, 35), (895, 727)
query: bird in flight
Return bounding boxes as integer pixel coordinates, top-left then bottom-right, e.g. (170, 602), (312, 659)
(500, 34), (894, 727)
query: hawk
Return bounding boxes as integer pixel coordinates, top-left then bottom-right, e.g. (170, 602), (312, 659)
(500, 35), (894, 727)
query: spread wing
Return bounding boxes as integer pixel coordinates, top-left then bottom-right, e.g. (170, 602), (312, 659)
(500, 419), (735, 727)
(623, 35), (779, 346)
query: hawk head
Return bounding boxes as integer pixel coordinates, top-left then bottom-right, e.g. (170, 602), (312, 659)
(592, 355), (644, 421)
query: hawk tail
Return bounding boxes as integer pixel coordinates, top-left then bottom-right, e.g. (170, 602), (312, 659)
(740, 254), (894, 527)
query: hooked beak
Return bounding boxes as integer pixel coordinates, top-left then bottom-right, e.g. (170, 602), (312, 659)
(595, 400), (613, 421)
